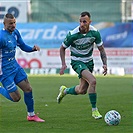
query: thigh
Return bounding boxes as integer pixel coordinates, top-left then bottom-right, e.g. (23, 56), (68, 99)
(17, 79), (32, 92)
(75, 78), (89, 94)
(82, 69), (96, 83)
(79, 78), (89, 90)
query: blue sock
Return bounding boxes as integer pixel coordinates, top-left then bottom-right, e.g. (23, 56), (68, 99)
(24, 91), (34, 112)
(0, 86), (13, 101)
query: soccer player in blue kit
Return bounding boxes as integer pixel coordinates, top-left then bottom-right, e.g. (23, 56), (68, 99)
(0, 13), (45, 122)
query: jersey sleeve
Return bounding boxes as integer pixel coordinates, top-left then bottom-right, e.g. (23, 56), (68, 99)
(62, 31), (73, 48)
(95, 30), (103, 46)
(15, 29), (33, 52)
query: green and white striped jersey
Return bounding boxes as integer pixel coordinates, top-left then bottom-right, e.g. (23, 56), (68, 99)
(62, 25), (103, 62)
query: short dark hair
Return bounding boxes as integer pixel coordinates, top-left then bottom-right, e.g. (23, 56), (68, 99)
(4, 13), (14, 19)
(80, 11), (91, 18)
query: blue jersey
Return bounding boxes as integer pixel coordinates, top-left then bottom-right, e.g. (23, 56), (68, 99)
(0, 28), (33, 81)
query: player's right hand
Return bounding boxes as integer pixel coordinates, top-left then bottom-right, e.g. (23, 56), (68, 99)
(60, 64), (67, 75)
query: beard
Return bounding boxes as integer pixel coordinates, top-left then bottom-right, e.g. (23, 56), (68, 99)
(79, 26), (88, 34)
(7, 27), (15, 33)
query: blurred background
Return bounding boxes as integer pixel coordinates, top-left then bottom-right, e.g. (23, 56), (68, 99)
(0, 0), (132, 75)
(31, 0), (132, 23)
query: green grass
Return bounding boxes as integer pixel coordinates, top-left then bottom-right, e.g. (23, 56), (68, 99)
(0, 75), (132, 133)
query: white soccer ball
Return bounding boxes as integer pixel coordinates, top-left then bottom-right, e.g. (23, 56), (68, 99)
(104, 110), (121, 126)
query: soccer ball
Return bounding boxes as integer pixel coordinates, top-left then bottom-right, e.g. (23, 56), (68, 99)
(104, 110), (121, 126)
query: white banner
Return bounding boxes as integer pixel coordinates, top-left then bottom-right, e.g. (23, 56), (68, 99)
(16, 48), (133, 74)
(0, 0), (29, 22)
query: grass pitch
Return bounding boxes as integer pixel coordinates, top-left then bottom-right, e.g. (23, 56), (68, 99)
(0, 75), (132, 133)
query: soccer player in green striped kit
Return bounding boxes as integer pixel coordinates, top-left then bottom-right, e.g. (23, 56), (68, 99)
(57, 11), (107, 119)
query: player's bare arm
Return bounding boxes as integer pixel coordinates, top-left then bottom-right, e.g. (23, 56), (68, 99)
(98, 45), (107, 75)
(59, 45), (67, 75)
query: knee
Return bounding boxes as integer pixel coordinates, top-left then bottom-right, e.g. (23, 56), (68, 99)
(9, 88), (21, 102)
(24, 86), (32, 93)
(12, 96), (21, 102)
(77, 87), (87, 94)
(10, 93), (21, 102)
(90, 78), (96, 86)
(79, 90), (87, 94)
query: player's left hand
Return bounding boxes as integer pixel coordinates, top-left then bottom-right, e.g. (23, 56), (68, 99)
(103, 65), (107, 76)
(33, 45), (40, 51)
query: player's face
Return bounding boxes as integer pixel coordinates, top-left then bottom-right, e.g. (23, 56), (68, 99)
(79, 15), (91, 34)
(4, 18), (16, 33)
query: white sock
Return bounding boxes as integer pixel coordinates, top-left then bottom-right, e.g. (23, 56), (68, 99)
(28, 112), (35, 116)
(92, 107), (98, 111)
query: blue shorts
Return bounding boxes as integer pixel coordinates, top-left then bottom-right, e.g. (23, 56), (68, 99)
(1, 68), (27, 93)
